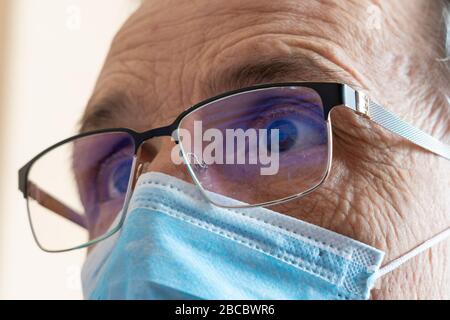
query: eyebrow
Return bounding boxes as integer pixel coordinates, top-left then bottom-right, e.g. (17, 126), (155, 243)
(80, 92), (131, 133)
(209, 54), (342, 95)
(80, 54), (344, 133)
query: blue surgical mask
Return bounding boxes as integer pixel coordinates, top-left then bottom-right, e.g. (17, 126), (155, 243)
(82, 172), (450, 299)
(82, 172), (388, 300)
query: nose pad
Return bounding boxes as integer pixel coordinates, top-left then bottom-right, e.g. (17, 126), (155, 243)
(135, 136), (192, 184)
(131, 161), (144, 189)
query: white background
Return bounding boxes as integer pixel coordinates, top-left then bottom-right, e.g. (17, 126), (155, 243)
(0, 0), (139, 299)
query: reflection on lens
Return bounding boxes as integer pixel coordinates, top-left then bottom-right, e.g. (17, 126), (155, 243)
(26, 131), (135, 251)
(178, 86), (329, 207)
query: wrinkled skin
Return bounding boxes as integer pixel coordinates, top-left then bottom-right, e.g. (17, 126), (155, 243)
(81, 0), (450, 299)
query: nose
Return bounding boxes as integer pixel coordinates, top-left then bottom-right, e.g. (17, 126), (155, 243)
(136, 137), (192, 183)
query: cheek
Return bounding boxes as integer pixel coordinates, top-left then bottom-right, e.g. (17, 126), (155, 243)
(267, 143), (388, 247)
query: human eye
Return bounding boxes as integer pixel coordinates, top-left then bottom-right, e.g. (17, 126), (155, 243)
(252, 97), (327, 154)
(93, 138), (134, 204)
(96, 146), (134, 203)
(74, 135), (134, 214)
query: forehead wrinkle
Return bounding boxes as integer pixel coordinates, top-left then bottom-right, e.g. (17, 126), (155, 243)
(81, 1), (360, 133)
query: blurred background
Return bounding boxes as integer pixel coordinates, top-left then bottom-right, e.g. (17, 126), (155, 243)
(0, 0), (140, 299)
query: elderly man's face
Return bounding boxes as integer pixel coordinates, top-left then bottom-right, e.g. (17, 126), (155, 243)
(82, 0), (450, 299)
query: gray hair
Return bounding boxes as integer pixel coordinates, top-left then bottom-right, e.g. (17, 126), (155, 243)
(444, 0), (450, 58)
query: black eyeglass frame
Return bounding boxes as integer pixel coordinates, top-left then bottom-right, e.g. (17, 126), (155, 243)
(19, 81), (449, 252)
(18, 82), (343, 198)
(17, 82), (345, 252)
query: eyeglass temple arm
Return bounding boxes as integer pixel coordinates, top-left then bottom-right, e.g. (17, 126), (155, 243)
(342, 85), (450, 160)
(27, 181), (88, 229)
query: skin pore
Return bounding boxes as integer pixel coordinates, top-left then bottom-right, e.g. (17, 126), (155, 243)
(81, 0), (450, 299)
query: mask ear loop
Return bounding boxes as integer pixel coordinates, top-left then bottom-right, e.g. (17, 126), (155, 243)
(374, 227), (450, 279)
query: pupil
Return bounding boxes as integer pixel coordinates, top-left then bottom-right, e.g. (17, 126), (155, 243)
(112, 159), (132, 194)
(267, 119), (298, 152)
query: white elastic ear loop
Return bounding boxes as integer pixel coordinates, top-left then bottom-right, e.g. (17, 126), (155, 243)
(374, 227), (450, 279)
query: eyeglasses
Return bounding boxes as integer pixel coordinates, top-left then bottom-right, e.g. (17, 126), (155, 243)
(18, 83), (450, 252)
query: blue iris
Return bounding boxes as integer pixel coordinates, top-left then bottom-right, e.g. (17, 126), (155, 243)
(267, 119), (298, 152)
(110, 158), (133, 194)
